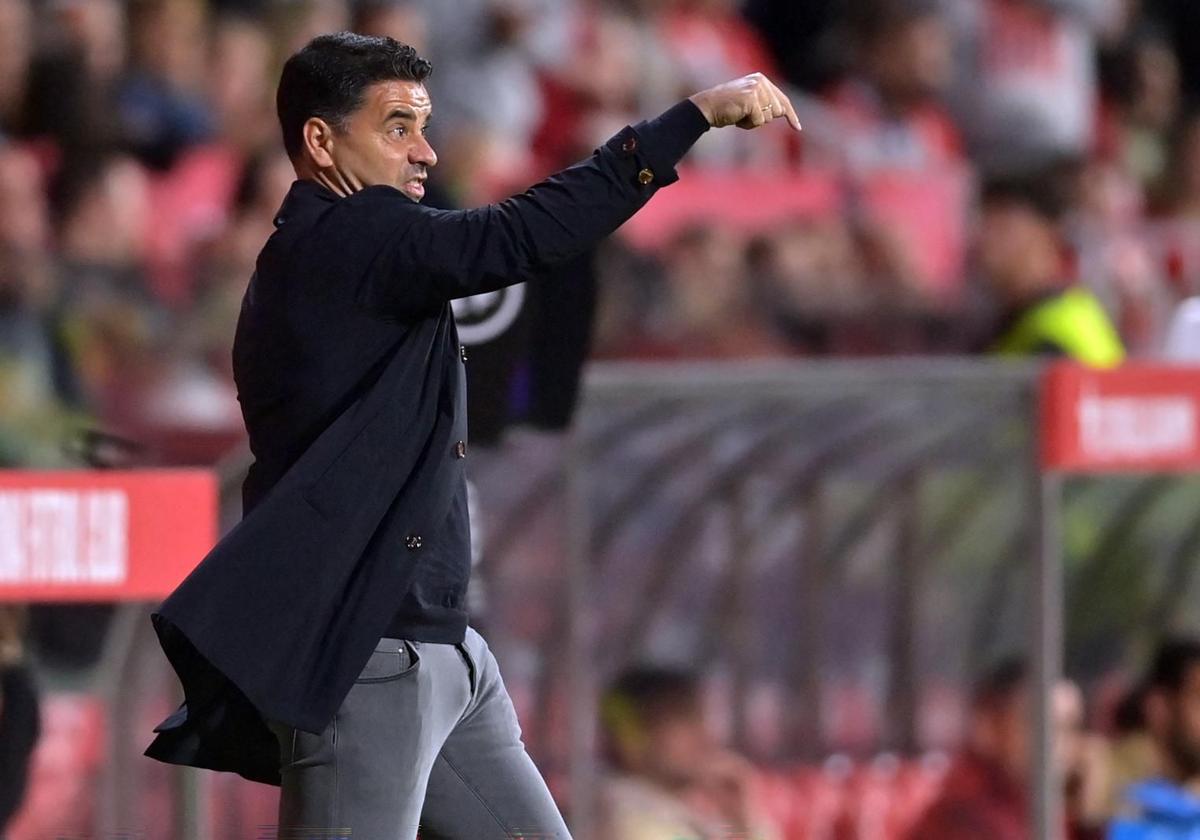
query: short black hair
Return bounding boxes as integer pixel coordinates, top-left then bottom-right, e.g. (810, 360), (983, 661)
(980, 160), (1082, 223)
(276, 31), (432, 161)
(602, 666), (701, 730)
(851, 0), (942, 45)
(1147, 638), (1200, 693)
(599, 666), (702, 769)
(972, 657), (1028, 711)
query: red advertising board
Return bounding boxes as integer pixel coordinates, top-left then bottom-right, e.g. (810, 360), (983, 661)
(0, 470), (217, 601)
(1041, 362), (1200, 472)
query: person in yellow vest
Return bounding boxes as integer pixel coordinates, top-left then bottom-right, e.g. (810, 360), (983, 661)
(977, 172), (1125, 367)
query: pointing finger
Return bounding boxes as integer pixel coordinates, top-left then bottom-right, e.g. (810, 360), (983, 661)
(767, 78), (802, 132)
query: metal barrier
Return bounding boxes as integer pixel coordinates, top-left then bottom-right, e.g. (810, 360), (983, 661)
(9, 360), (1200, 839)
(468, 359), (1200, 840)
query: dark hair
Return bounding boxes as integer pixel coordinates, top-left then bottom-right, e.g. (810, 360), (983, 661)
(1147, 638), (1200, 693)
(276, 31), (432, 161)
(972, 657), (1028, 711)
(980, 162), (1080, 223)
(604, 666), (701, 718)
(850, 0), (941, 45)
(48, 148), (122, 229)
(599, 666), (702, 769)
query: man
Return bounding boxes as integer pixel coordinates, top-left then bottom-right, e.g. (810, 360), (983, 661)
(596, 666), (779, 840)
(905, 659), (1084, 840)
(143, 32), (799, 839)
(829, 0), (961, 173)
(1142, 640), (1200, 791)
(1106, 640), (1200, 837)
(978, 171), (1125, 367)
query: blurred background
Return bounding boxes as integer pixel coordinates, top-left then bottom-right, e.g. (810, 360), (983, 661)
(2, 0), (1200, 837)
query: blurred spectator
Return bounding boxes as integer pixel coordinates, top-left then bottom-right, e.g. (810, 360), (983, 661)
(596, 666), (780, 840)
(977, 170), (1126, 365)
(414, 0), (571, 199)
(353, 0), (429, 52)
(0, 0), (33, 136)
(747, 217), (867, 353)
(603, 225), (788, 359)
(140, 150), (295, 432)
(1092, 683), (1159, 823)
(0, 606), (39, 839)
(905, 659), (1085, 840)
(117, 0), (216, 170)
(1144, 0), (1200, 109)
(207, 13), (275, 156)
(277, 0), (351, 57)
(1142, 639), (1200, 792)
(18, 0), (126, 159)
(817, 0), (972, 300)
(1101, 640), (1200, 837)
(946, 0), (1128, 177)
(828, 0), (961, 173)
(1098, 23), (1181, 196)
(1071, 158), (1168, 355)
(49, 150), (168, 427)
(1158, 112), (1200, 220)
(0, 143), (85, 466)
(534, 3), (677, 170)
(53, 0), (128, 84)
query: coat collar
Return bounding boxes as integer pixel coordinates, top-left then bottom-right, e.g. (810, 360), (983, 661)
(273, 179), (338, 228)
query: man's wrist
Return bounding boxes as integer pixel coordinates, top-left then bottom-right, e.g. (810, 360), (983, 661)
(631, 99), (710, 165)
(687, 93), (713, 126)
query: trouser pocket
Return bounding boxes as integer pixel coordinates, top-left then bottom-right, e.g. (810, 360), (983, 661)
(354, 638), (421, 683)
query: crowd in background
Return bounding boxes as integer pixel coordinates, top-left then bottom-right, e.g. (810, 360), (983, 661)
(3, 0), (1200, 465)
(594, 639), (1200, 840)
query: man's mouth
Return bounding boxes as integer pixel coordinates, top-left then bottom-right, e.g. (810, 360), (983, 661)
(403, 177), (426, 199)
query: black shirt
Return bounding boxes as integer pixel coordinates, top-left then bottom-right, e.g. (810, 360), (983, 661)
(383, 474), (471, 642)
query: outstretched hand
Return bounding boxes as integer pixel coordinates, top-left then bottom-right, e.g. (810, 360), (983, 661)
(689, 72), (802, 132)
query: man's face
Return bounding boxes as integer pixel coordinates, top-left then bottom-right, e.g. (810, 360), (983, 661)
(869, 15), (952, 106)
(322, 79), (437, 201)
(977, 202), (1060, 302)
(640, 708), (713, 789)
(1150, 665), (1200, 780)
(973, 680), (1082, 783)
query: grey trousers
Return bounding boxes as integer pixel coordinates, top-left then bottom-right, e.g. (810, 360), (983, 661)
(265, 626), (573, 840)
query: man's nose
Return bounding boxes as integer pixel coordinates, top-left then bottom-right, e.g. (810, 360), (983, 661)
(412, 136), (437, 168)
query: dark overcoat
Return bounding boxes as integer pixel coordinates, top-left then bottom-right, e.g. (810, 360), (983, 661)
(143, 100), (710, 785)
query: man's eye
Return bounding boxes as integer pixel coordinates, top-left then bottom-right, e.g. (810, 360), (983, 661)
(391, 126), (405, 136)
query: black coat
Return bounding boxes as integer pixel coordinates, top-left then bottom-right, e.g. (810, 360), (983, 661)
(143, 100), (710, 785)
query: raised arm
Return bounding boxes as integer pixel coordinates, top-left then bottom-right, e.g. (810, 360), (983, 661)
(355, 74), (800, 319)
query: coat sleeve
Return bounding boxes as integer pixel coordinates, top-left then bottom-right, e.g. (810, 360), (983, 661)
(354, 99), (710, 319)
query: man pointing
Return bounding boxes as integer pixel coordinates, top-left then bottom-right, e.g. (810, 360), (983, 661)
(145, 31), (798, 840)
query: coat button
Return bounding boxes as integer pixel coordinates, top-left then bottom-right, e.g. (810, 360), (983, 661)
(405, 535), (423, 550)
(622, 136), (637, 153)
(460, 345), (468, 362)
(455, 441), (466, 458)
(637, 168), (654, 185)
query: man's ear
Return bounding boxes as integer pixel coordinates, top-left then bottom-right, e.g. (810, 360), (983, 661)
(302, 117), (337, 169)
